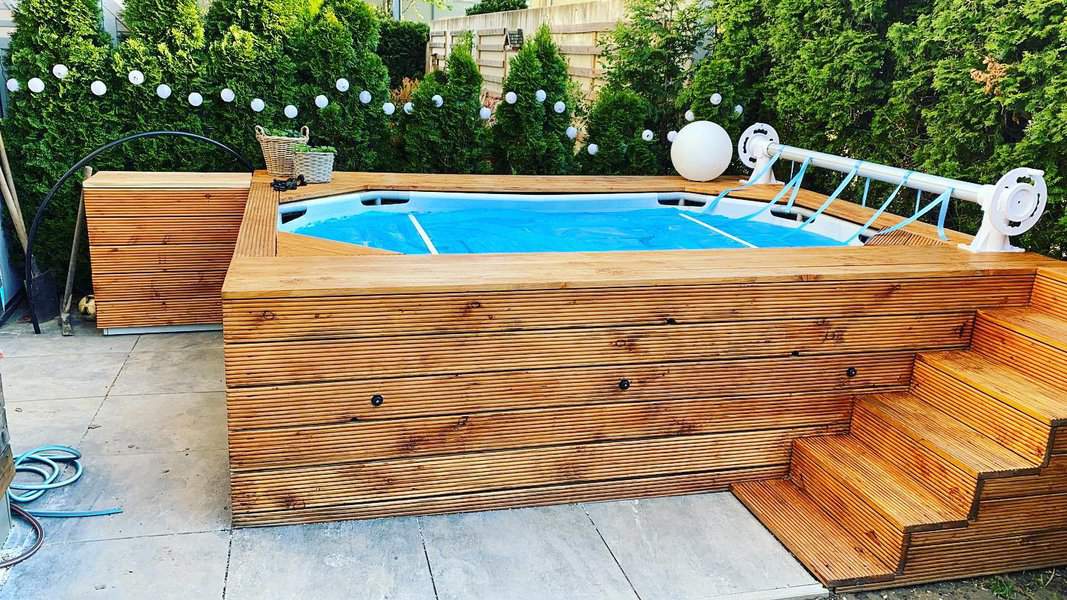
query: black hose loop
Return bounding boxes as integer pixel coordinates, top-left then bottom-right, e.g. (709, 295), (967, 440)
(23, 131), (253, 334)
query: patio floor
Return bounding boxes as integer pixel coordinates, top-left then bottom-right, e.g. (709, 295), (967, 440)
(0, 311), (827, 600)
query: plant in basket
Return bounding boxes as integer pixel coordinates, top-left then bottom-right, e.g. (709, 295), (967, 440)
(254, 125), (310, 176)
(292, 144), (337, 184)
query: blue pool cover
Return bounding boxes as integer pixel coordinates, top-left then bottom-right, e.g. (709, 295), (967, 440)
(289, 207), (845, 255)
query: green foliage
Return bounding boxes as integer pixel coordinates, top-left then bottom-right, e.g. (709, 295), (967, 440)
(204, 0), (304, 42)
(2, 0), (116, 282)
(398, 37), (490, 174)
(578, 88), (658, 175)
(465, 0), (526, 16)
(294, 144), (337, 152)
(490, 25), (574, 174)
(600, 0), (706, 172)
(377, 17), (429, 88)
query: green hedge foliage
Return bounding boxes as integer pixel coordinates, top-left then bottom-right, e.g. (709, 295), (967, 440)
(490, 25), (575, 175)
(578, 88), (657, 175)
(377, 18), (429, 88)
(465, 0), (526, 17)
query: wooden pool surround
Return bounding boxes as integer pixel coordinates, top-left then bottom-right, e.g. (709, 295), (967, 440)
(223, 171), (1067, 590)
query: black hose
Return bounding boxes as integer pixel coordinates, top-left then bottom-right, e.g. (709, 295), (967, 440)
(23, 131), (254, 334)
(0, 505), (45, 569)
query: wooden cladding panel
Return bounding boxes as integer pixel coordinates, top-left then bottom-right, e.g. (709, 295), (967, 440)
(224, 313), (972, 386)
(230, 424), (844, 516)
(84, 174), (250, 329)
(233, 183), (278, 258)
(222, 275), (1031, 342)
(226, 352), (912, 431)
(229, 393), (854, 470)
(1031, 269), (1067, 321)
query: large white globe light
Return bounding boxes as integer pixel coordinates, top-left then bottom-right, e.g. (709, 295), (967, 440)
(670, 121), (732, 182)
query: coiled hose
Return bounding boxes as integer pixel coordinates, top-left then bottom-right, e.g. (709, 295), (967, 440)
(0, 446), (122, 568)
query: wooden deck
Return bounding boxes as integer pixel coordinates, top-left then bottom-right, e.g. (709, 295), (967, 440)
(218, 172), (1066, 589)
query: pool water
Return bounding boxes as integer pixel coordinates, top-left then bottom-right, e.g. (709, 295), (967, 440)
(288, 206), (846, 255)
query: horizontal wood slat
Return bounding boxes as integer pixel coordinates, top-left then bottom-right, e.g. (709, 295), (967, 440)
(224, 313), (972, 386)
(222, 275), (1030, 342)
(233, 183), (278, 258)
(230, 424), (844, 514)
(84, 188), (248, 217)
(276, 231), (395, 257)
(226, 352), (912, 431)
(92, 271), (227, 302)
(229, 393), (853, 470)
(911, 492), (1067, 546)
(234, 464), (786, 527)
(86, 216), (244, 245)
(89, 244), (236, 274)
(96, 299), (223, 329)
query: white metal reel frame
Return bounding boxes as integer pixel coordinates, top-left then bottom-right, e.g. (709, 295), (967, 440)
(738, 123), (780, 185)
(965, 167), (1047, 253)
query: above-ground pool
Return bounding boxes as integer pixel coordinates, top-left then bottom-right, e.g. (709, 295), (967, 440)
(279, 191), (863, 254)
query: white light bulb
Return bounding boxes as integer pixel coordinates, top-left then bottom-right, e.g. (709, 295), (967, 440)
(710, 92), (722, 106)
(220, 88), (235, 103)
(336, 78), (350, 92)
(382, 102), (395, 115)
(684, 110), (695, 122)
(642, 129), (654, 142)
(128, 70), (145, 85)
(553, 101), (566, 114)
(504, 91), (517, 104)
(432, 94), (443, 108)
(284, 104), (298, 119)
(188, 91), (203, 107)
(90, 80), (107, 96)
(28, 78), (44, 94)
(587, 143), (599, 156)
(667, 130), (678, 143)
(250, 98), (265, 112)
(566, 126), (578, 140)
(6, 79), (19, 92)
(734, 104), (743, 115)
(535, 89), (546, 103)
(359, 90), (371, 104)
(52, 64), (69, 79)
(403, 101), (414, 114)
(315, 94), (329, 109)
(156, 83), (172, 99)
(479, 106), (492, 120)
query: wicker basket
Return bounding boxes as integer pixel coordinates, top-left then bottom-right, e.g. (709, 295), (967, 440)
(255, 125), (309, 176)
(293, 151), (336, 184)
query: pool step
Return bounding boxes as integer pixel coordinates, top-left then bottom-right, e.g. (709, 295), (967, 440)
(732, 479), (896, 588)
(734, 303), (1067, 590)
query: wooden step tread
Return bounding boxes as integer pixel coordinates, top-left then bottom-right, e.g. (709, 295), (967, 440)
(979, 308), (1067, 354)
(919, 351), (1067, 425)
(796, 436), (966, 529)
(861, 393), (1039, 477)
(732, 479), (896, 587)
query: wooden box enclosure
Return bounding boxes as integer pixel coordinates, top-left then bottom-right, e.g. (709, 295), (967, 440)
(84, 171), (251, 331)
(224, 172), (1067, 590)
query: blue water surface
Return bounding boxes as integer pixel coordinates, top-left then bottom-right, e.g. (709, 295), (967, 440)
(291, 207), (844, 255)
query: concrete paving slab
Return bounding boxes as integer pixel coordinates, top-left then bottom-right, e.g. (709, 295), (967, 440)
(39, 450), (230, 543)
(81, 392), (226, 455)
(420, 505), (638, 600)
(0, 327), (137, 357)
(0, 352), (128, 401)
(583, 493), (826, 600)
(225, 518), (436, 600)
(0, 530), (230, 600)
(131, 331), (222, 353)
(109, 349), (224, 396)
(6, 397), (104, 452)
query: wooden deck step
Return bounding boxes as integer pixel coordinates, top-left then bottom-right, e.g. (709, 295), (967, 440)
(793, 436), (966, 532)
(733, 479), (896, 587)
(972, 308), (1067, 391)
(913, 352), (1057, 462)
(860, 393), (1040, 478)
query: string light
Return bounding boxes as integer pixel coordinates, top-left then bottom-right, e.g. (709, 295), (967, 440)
(566, 126), (578, 140)
(534, 89), (546, 103)
(382, 102), (395, 115)
(587, 143), (599, 155)
(90, 80), (107, 96)
(667, 130), (678, 143)
(553, 101), (566, 114)
(504, 91), (517, 104)
(479, 106), (492, 120)
(51, 64), (68, 80)
(28, 78), (44, 93)
(6, 79), (20, 92)
(734, 104), (743, 115)
(250, 97), (265, 112)
(284, 104), (298, 119)
(403, 101), (414, 114)
(188, 92), (203, 107)
(336, 78), (350, 92)
(684, 110), (695, 122)
(220, 88), (235, 103)
(710, 92), (722, 106)
(359, 90), (372, 104)
(156, 84), (172, 99)
(642, 129), (654, 142)
(128, 70), (145, 85)
(432, 94), (443, 108)
(314, 94), (329, 109)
